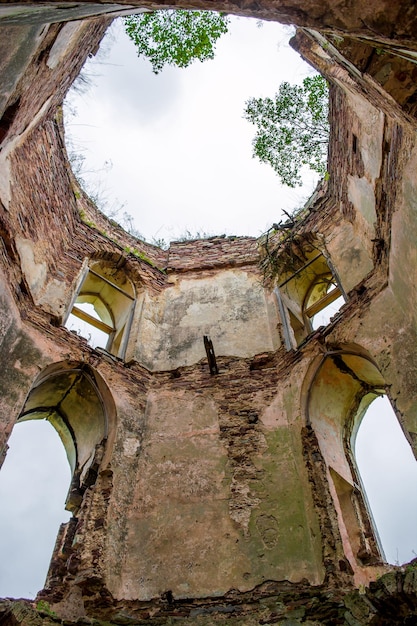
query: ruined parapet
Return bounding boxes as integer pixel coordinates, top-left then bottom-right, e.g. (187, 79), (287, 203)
(2, 562), (417, 624)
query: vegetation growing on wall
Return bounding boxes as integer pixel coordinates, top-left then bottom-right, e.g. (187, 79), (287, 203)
(259, 207), (316, 284)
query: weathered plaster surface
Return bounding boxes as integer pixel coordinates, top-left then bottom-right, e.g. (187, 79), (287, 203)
(2, 1), (417, 624)
(137, 269), (275, 370)
(110, 378), (324, 600)
(326, 221), (374, 293)
(15, 236), (68, 315)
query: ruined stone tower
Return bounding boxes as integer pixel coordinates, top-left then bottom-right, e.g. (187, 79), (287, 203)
(1, 1), (417, 623)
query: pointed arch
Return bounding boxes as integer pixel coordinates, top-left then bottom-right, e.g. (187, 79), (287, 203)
(65, 257), (137, 360)
(354, 395), (417, 564)
(302, 345), (388, 571)
(273, 233), (346, 348)
(17, 360), (116, 512)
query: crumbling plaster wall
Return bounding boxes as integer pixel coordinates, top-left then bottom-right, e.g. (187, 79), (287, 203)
(106, 354), (325, 601)
(324, 86), (384, 293)
(1, 1), (417, 622)
(387, 144), (417, 441)
(0, 262), (45, 466)
(0, 107), (329, 600)
(137, 266), (278, 370)
(298, 37), (417, 452)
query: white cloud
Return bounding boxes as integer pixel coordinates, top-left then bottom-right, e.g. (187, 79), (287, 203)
(0, 421), (71, 598)
(65, 17), (317, 243)
(356, 396), (417, 564)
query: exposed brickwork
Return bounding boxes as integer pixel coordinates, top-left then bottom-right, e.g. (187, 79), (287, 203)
(0, 18), (110, 145)
(4, 563), (417, 624)
(167, 236), (259, 273)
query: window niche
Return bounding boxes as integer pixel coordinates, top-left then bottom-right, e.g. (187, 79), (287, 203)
(0, 361), (116, 596)
(272, 235), (346, 349)
(304, 347), (416, 570)
(351, 394), (417, 564)
(16, 362), (113, 511)
(65, 261), (136, 360)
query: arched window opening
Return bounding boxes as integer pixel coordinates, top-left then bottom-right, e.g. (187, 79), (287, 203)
(65, 263), (136, 359)
(18, 364), (110, 512)
(304, 273), (345, 331)
(274, 237), (346, 349)
(305, 347), (389, 573)
(353, 395), (417, 565)
(66, 300), (113, 350)
(0, 420), (72, 599)
(0, 362), (115, 598)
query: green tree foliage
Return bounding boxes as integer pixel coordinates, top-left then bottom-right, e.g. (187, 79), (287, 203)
(124, 10), (229, 74)
(244, 75), (329, 187)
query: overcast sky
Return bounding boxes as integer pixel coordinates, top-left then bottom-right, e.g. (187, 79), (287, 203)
(356, 397), (417, 564)
(64, 17), (317, 243)
(0, 421), (71, 599)
(0, 16), (416, 600)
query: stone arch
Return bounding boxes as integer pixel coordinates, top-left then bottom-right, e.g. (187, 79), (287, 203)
(302, 344), (388, 572)
(273, 233), (346, 348)
(17, 360), (116, 512)
(65, 255), (140, 360)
